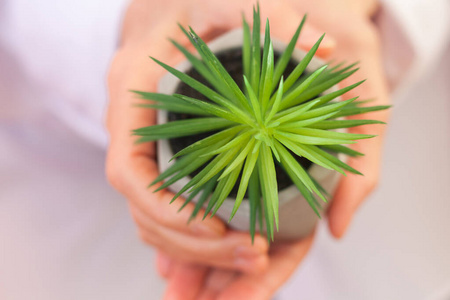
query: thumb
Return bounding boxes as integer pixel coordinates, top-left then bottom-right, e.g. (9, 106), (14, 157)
(252, 2), (336, 58)
(184, 2), (336, 58)
(156, 250), (174, 279)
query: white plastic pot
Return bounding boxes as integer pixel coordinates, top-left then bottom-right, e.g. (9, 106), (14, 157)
(157, 29), (343, 241)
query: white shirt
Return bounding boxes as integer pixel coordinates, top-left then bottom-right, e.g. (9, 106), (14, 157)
(1, 1), (165, 299)
(0, 0), (449, 299)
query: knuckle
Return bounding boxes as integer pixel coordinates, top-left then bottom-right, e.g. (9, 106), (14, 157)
(107, 52), (127, 89)
(138, 229), (155, 245)
(252, 256), (269, 274)
(150, 196), (190, 228)
(107, 67), (120, 94)
(137, 227), (162, 248)
(151, 213), (170, 229)
(105, 156), (127, 191)
(106, 64), (118, 90)
(105, 160), (120, 188)
(137, 229), (148, 243)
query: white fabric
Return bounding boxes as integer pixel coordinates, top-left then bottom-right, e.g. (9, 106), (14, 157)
(0, 0), (449, 299)
(376, 0), (450, 100)
(0, 0), (165, 299)
(0, 0), (128, 147)
(279, 48), (450, 299)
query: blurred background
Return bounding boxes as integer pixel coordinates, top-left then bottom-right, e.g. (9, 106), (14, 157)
(0, 0), (449, 299)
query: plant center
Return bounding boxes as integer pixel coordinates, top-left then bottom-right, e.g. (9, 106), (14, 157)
(254, 126), (273, 146)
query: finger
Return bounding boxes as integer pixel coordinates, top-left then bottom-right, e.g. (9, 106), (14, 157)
(327, 112), (389, 238)
(255, 3), (336, 58)
(163, 263), (209, 300)
(197, 269), (237, 300)
(132, 203), (269, 273)
(327, 133), (383, 238)
(107, 21), (229, 237)
(217, 233), (315, 300)
(294, 25), (335, 58)
(194, 0), (336, 58)
(110, 148), (227, 238)
(130, 159), (228, 238)
(257, 4), (335, 58)
(327, 37), (391, 238)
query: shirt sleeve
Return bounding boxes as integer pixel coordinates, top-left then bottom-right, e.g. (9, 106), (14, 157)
(0, 0), (131, 149)
(375, 0), (450, 101)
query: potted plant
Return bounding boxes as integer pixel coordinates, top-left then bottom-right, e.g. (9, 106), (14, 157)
(132, 6), (389, 242)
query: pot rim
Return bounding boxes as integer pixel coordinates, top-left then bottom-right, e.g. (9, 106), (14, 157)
(156, 28), (342, 220)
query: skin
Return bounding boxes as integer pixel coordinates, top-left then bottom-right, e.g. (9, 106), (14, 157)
(106, 0), (389, 298)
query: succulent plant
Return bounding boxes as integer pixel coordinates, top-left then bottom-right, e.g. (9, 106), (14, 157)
(132, 5), (389, 241)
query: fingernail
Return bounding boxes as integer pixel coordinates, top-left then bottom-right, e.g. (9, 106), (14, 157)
(234, 246), (262, 258)
(300, 30), (336, 50)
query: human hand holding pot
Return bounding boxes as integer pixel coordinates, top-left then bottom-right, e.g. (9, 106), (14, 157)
(107, 0), (389, 299)
(106, 0), (333, 275)
(284, 0), (391, 237)
(106, 2), (267, 274)
(152, 1), (390, 300)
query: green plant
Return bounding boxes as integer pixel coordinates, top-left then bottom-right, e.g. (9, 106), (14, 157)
(132, 6), (389, 241)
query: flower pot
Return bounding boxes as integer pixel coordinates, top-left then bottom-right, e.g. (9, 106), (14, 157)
(157, 29), (343, 241)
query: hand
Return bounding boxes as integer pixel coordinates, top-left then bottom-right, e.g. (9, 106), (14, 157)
(106, 0), (334, 276)
(159, 233), (315, 300)
(106, 0), (387, 299)
(107, 1), (333, 300)
(106, 0), (271, 274)
(155, 0), (390, 298)
(326, 23), (390, 238)
(189, 0), (390, 239)
(285, 0), (391, 238)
